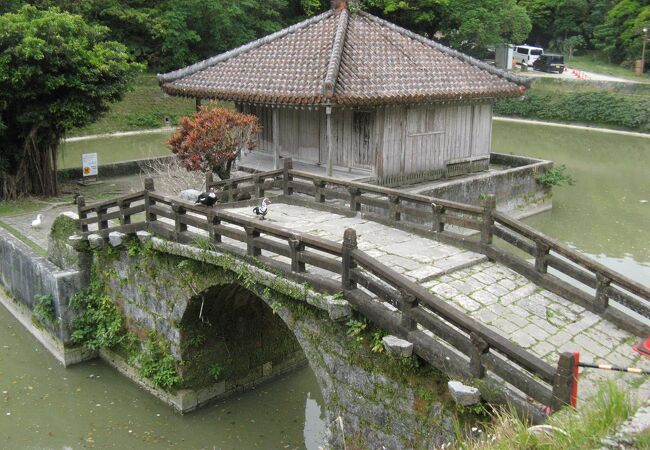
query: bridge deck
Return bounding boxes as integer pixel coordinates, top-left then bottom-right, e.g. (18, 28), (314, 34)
(225, 203), (650, 403)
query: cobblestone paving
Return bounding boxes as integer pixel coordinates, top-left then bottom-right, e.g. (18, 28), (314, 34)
(227, 203), (650, 403)
(423, 261), (650, 402)
(226, 203), (486, 282)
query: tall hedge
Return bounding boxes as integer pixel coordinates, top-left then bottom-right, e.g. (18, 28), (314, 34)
(495, 90), (650, 132)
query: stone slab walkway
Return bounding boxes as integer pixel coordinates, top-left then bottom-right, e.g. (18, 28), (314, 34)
(225, 203), (650, 403)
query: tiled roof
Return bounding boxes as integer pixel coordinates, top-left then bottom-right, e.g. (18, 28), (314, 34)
(158, 10), (527, 106)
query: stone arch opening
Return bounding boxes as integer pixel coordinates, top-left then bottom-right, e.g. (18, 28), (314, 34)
(178, 282), (308, 391)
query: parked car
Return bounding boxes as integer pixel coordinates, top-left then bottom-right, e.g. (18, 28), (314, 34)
(513, 45), (544, 66)
(533, 53), (565, 73)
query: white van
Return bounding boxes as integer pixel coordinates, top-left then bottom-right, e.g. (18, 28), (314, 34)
(513, 45), (544, 66)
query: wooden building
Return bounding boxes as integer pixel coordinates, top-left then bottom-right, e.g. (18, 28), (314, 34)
(158, 0), (527, 185)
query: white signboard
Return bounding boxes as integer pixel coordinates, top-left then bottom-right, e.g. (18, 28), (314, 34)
(82, 153), (98, 178)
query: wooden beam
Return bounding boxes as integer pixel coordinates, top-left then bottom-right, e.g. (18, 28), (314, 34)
(326, 106), (333, 176)
(273, 107), (280, 170)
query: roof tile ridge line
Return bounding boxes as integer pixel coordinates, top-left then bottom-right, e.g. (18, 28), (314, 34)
(322, 9), (350, 98)
(157, 10), (335, 84)
(358, 11), (532, 88)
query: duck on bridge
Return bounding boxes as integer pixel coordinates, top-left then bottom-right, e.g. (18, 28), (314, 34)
(62, 157), (650, 447)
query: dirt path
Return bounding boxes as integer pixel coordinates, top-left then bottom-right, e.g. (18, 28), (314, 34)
(493, 117), (650, 139)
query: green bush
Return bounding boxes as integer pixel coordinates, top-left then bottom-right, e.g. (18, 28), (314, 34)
(69, 279), (125, 350)
(537, 165), (575, 188)
(33, 293), (56, 325)
(135, 334), (181, 391)
(495, 90), (650, 132)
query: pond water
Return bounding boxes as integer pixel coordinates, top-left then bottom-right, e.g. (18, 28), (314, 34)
(493, 121), (650, 286)
(59, 132), (172, 169)
(0, 302), (327, 449)
(4, 121), (649, 449)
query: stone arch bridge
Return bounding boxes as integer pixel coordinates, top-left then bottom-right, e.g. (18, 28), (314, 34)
(51, 159), (650, 448)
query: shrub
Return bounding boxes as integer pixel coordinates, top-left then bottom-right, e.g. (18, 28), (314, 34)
(135, 334), (181, 391)
(33, 294), (56, 325)
(495, 90), (650, 132)
(537, 165), (575, 187)
(69, 279), (125, 350)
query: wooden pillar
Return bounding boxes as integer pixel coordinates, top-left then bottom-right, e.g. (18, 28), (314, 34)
(431, 202), (445, 233)
(326, 106), (333, 177)
(595, 274), (611, 311)
(144, 177), (156, 223)
(245, 226), (261, 257)
(283, 158), (293, 196)
(273, 107), (280, 170)
(469, 332), (489, 378)
(535, 242), (551, 274)
(551, 352), (577, 411)
(341, 228), (357, 290)
(289, 237), (306, 273)
(76, 196), (88, 233)
(398, 289), (418, 332)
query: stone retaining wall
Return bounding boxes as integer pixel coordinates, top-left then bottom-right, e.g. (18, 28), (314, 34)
(0, 229), (84, 350)
(414, 153), (553, 217)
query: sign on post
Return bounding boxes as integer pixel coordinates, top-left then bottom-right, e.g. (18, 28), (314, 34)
(82, 153), (98, 182)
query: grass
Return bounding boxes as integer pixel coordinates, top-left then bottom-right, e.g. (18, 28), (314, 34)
(453, 381), (640, 449)
(0, 220), (47, 256)
(567, 52), (650, 83)
(69, 73), (197, 137)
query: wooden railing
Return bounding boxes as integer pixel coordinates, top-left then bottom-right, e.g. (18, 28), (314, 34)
(224, 159), (648, 336)
(74, 175), (587, 416)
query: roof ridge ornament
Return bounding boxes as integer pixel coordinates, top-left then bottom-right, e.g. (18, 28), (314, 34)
(322, 9), (349, 98)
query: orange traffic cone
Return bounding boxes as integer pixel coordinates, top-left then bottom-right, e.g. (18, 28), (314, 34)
(633, 336), (650, 358)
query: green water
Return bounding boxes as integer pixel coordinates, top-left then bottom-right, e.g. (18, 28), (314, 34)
(493, 122), (650, 285)
(59, 132), (172, 169)
(0, 301), (327, 449)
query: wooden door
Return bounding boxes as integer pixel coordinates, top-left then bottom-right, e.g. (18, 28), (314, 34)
(352, 111), (374, 169)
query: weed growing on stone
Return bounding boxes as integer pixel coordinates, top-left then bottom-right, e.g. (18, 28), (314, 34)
(133, 332), (181, 391)
(32, 293), (56, 325)
(346, 318), (367, 348)
(208, 363), (224, 381)
(536, 165), (575, 188)
(370, 329), (387, 353)
(69, 277), (125, 350)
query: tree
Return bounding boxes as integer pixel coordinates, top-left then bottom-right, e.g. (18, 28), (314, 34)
(440, 0), (531, 56)
(594, 0), (650, 64)
(167, 107), (261, 181)
(0, 6), (142, 199)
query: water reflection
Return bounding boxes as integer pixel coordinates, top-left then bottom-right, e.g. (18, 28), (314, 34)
(0, 302), (327, 449)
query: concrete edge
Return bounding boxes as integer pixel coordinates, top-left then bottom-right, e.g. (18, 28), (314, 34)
(0, 288), (96, 367)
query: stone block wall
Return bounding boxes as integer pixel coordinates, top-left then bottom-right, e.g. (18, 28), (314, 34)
(0, 228), (82, 344)
(416, 153), (553, 217)
(91, 238), (457, 448)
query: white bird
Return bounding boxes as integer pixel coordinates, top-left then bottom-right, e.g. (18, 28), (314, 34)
(31, 214), (43, 228)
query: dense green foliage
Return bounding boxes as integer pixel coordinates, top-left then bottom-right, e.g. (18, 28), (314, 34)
(2, 1), (645, 72)
(536, 164), (576, 187)
(495, 84), (650, 131)
(69, 278), (126, 350)
(0, 6), (141, 199)
(132, 333), (181, 390)
(519, 0), (649, 66)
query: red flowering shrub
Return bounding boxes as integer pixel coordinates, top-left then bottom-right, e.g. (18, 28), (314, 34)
(167, 106), (261, 179)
